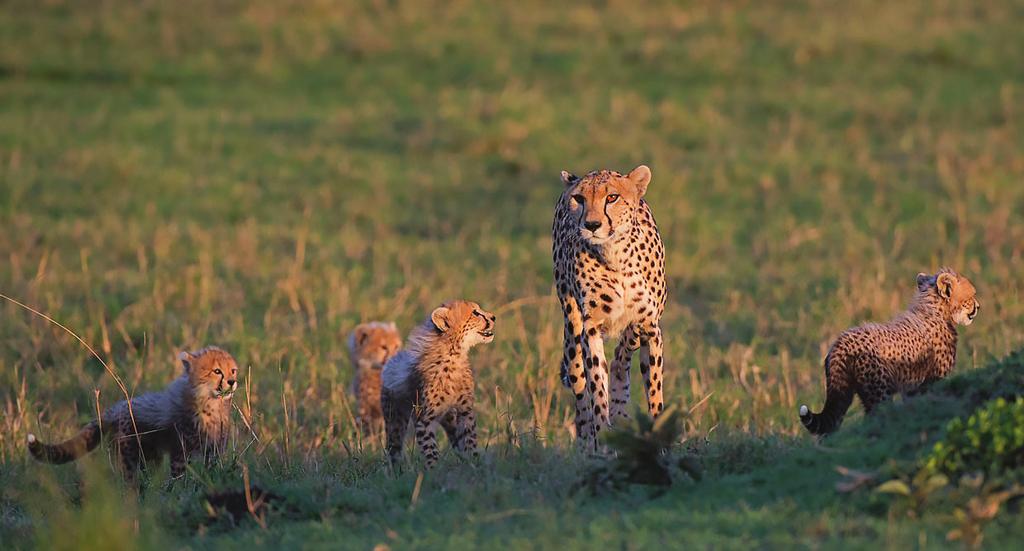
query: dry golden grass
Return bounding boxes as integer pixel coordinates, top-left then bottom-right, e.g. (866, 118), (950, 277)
(1, 0), (1023, 547)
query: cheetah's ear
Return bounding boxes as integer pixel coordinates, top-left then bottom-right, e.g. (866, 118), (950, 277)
(178, 351), (195, 372)
(627, 165), (652, 197)
(916, 272), (931, 289)
(936, 272), (955, 300)
(354, 326), (370, 346)
(430, 306), (452, 333)
(560, 171), (579, 187)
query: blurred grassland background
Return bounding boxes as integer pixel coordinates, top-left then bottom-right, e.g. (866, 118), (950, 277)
(1, 0), (1023, 548)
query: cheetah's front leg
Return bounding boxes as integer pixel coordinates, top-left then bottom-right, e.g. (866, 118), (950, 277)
(170, 445), (188, 479)
(414, 410), (441, 468)
(167, 427), (189, 479)
(582, 318), (611, 432)
(639, 325), (665, 417)
(559, 294), (596, 450)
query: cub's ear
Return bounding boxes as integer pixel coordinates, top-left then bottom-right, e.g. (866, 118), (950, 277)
(431, 306), (452, 332)
(388, 321), (398, 331)
(627, 164), (652, 197)
(936, 272), (955, 299)
(560, 170), (579, 187)
(916, 272), (930, 288)
(355, 326), (370, 346)
(178, 351), (195, 372)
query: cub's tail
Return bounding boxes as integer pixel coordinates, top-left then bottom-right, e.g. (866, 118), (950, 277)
(799, 351), (855, 436)
(28, 421), (102, 464)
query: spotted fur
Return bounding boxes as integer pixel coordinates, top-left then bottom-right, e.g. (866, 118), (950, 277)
(381, 300), (495, 468)
(28, 346), (239, 482)
(552, 165), (668, 450)
(347, 321), (402, 433)
(800, 269), (980, 435)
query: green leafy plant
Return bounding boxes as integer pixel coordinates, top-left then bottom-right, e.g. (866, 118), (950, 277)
(872, 397), (1024, 547)
(922, 397), (1024, 479)
(874, 469), (949, 518)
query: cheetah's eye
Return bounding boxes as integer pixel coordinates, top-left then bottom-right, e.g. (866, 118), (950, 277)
(606, 194), (620, 204)
(571, 194), (585, 204)
(214, 369), (222, 375)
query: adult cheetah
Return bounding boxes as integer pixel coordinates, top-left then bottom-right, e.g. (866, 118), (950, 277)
(552, 165), (667, 449)
(800, 268), (980, 435)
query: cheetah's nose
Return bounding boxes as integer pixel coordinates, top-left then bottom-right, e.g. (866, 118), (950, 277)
(227, 379), (236, 387)
(584, 220), (602, 231)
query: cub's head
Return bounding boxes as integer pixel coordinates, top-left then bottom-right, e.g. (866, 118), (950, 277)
(916, 268), (979, 326)
(430, 300), (496, 349)
(561, 165), (652, 244)
(179, 346), (239, 399)
(348, 321), (402, 369)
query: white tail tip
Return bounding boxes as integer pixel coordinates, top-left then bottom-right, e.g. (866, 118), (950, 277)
(27, 433), (36, 444)
(799, 405), (809, 417)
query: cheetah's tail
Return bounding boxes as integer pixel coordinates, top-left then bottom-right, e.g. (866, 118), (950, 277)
(799, 353), (854, 436)
(28, 421), (102, 464)
(799, 402), (842, 435)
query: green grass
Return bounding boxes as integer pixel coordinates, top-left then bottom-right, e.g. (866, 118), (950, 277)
(2, 0), (1024, 548)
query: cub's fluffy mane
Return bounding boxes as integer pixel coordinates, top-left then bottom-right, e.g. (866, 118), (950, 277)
(346, 332), (357, 361)
(381, 318), (441, 392)
(404, 318), (443, 359)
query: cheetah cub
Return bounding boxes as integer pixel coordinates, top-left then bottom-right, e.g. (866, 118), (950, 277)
(28, 346), (239, 482)
(347, 321), (402, 433)
(381, 300), (496, 468)
(800, 268), (979, 435)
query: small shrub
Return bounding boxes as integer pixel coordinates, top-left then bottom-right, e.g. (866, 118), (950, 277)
(922, 397), (1024, 479)
(577, 406), (701, 495)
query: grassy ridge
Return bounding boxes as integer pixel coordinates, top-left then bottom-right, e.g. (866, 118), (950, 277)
(1, 0), (1024, 548)
(18, 349), (1024, 549)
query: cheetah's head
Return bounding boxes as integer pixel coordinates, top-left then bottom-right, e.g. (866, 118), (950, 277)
(430, 300), (496, 349)
(561, 165), (652, 245)
(180, 346), (240, 400)
(349, 321), (402, 370)
(917, 269), (979, 326)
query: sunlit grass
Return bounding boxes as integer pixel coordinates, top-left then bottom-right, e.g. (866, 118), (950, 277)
(1, 0), (1023, 547)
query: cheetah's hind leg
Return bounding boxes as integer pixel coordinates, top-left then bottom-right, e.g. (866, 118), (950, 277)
(114, 432), (145, 486)
(905, 376), (941, 397)
(382, 389), (412, 470)
(639, 325), (665, 417)
(441, 408), (479, 458)
(609, 326), (640, 423)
